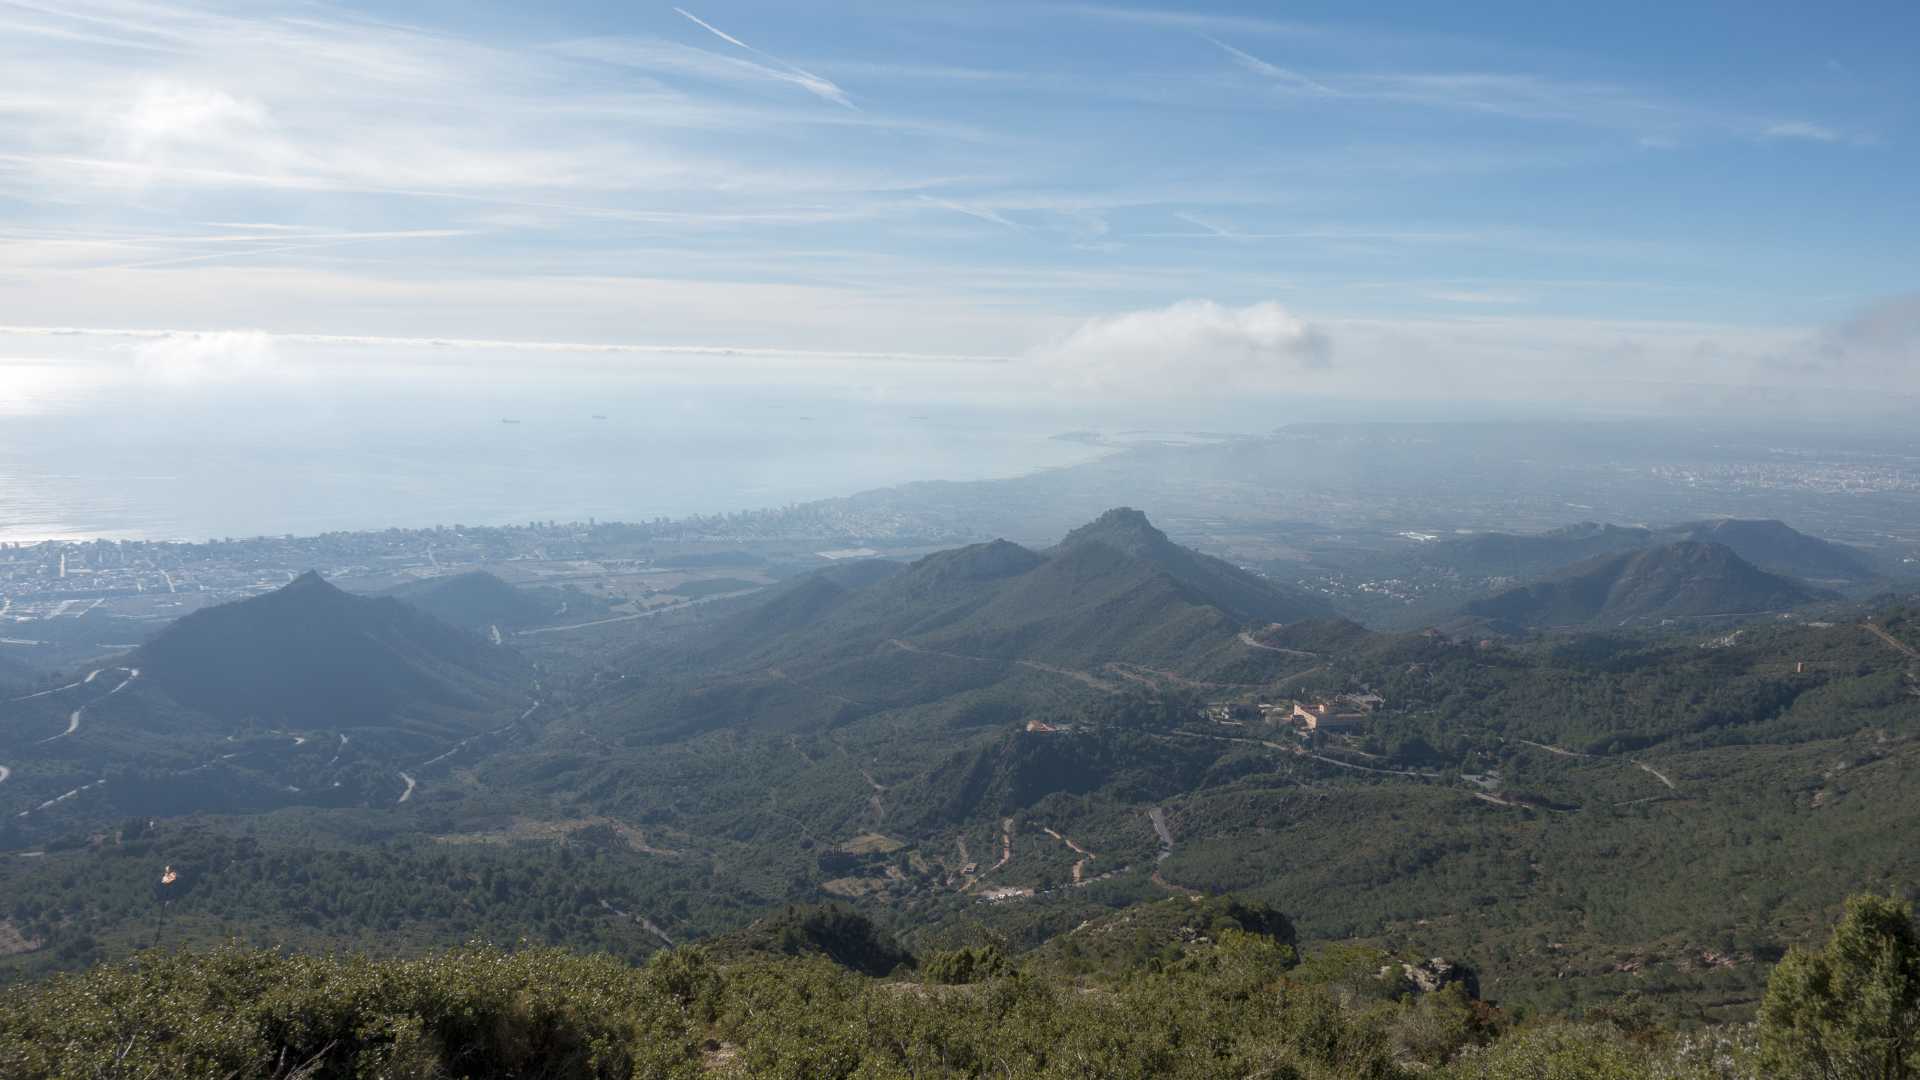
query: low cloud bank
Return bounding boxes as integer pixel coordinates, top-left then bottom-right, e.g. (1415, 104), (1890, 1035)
(1808, 292), (1920, 385)
(7, 290), (1920, 421)
(1030, 299), (1331, 397)
(131, 330), (281, 383)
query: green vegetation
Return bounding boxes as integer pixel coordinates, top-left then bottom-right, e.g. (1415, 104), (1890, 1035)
(386, 570), (583, 630)
(135, 571), (526, 726)
(3, 512), (1915, 1030)
(1464, 540), (1826, 631)
(665, 578), (764, 600)
(1759, 893), (1920, 1078)
(5, 893), (1915, 1078)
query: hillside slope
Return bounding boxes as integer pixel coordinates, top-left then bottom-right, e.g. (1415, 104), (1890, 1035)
(385, 571), (557, 632)
(1661, 518), (1875, 582)
(137, 571), (523, 725)
(586, 509), (1328, 739)
(1464, 541), (1826, 628)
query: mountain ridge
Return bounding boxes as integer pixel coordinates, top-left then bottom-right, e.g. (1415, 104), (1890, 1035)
(135, 571), (523, 726)
(1462, 539), (1829, 629)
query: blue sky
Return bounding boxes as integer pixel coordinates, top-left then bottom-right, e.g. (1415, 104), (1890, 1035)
(1, 0), (1915, 415)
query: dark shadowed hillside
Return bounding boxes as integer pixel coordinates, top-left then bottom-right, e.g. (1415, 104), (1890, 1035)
(1464, 540), (1827, 629)
(1428, 522), (1655, 579)
(1425, 518), (1871, 585)
(1663, 518), (1876, 582)
(135, 571), (526, 726)
(385, 571), (559, 632)
(1053, 508), (1328, 625)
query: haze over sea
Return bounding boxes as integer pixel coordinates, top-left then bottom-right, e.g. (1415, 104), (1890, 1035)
(0, 376), (1111, 543)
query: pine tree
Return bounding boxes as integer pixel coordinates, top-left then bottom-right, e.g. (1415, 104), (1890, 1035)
(1760, 893), (1920, 1079)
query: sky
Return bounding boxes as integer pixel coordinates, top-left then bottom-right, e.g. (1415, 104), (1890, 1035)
(1, 0), (1917, 419)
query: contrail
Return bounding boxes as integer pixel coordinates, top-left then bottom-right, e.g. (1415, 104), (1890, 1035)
(918, 194), (1024, 231)
(1173, 211), (1240, 239)
(1203, 36), (1337, 96)
(672, 6), (854, 108)
(673, 6), (751, 51)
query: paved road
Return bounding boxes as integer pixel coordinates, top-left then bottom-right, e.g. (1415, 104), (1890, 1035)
(38, 667), (138, 744)
(17, 778), (106, 819)
(9, 680), (83, 702)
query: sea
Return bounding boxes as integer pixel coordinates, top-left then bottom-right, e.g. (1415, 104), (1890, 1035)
(0, 375), (1117, 543)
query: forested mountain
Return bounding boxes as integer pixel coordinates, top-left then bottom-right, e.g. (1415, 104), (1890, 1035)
(0, 573), (535, 844)
(1421, 521), (1657, 579)
(1461, 540), (1828, 629)
(1050, 508), (1329, 624)
(1661, 518), (1876, 582)
(1, 523), (1917, 1034)
(576, 508), (1326, 740)
(0, 653), (35, 693)
(136, 571), (523, 725)
(728, 507), (1327, 665)
(384, 570), (560, 632)
(1423, 518), (1873, 586)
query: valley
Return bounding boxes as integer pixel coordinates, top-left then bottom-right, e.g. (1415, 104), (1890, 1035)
(0, 502), (1914, 1024)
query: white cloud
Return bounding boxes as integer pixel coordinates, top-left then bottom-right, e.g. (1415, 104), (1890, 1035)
(1773, 292), (1920, 388)
(1763, 121), (1843, 142)
(130, 329), (280, 383)
(1030, 299), (1331, 396)
(9, 324), (1011, 367)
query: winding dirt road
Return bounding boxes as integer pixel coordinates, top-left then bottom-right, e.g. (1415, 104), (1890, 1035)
(1517, 739), (1591, 759)
(1864, 621), (1920, 661)
(987, 818), (1014, 873)
(1147, 807), (1201, 896)
(1237, 629), (1319, 659)
(888, 639), (1121, 693)
(1040, 826), (1096, 883)
(1633, 760), (1678, 791)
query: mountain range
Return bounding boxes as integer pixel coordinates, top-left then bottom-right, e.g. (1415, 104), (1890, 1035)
(585, 508), (1330, 740)
(1426, 518), (1874, 584)
(0, 572), (532, 836)
(2, 507), (1913, 1023)
(1459, 540), (1832, 630)
(381, 571), (562, 633)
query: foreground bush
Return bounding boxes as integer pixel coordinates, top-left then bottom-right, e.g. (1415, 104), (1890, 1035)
(0, 945), (699, 1079)
(1759, 893), (1920, 1079)
(1, 892), (1912, 1078)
